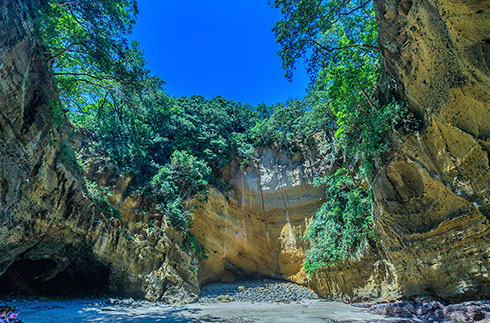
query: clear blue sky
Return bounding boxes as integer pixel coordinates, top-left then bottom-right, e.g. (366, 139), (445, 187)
(132, 0), (309, 106)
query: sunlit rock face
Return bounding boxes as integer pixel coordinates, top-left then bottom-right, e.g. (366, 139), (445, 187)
(312, 0), (490, 302)
(0, 0), (198, 302)
(309, 245), (401, 302)
(192, 136), (333, 285)
(372, 0), (490, 301)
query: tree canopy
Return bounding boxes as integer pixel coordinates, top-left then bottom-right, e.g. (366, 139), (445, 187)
(34, 0), (160, 131)
(270, 0), (378, 81)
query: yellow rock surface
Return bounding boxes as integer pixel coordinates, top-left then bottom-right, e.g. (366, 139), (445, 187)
(312, 0), (490, 301)
(192, 143), (330, 285)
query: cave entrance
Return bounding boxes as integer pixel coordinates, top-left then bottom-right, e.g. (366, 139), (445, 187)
(0, 257), (111, 298)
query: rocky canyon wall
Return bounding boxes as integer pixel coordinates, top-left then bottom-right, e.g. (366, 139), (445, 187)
(311, 0), (490, 302)
(1, 0), (488, 305)
(372, 0), (490, 301)
(0, 0), (198, 303)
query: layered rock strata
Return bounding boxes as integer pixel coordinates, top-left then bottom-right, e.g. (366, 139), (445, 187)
(311, 0), (490, 301)
(0, 0), (198, 302)
(193, 139), (333, 285)
(1, 0), (488, 305)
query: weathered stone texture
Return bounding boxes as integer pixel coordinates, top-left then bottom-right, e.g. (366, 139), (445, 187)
(0, 0), (198, 301)
(312, 0), (489, 301)
(192, 137), (332, 285)
(1, 0), (488, 304)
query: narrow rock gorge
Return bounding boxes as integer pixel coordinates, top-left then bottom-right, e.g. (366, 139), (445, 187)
(194, 0), (490, 303)
(0, 0), (489, 312)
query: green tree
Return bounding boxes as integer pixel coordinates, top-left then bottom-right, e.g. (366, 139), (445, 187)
(251, 100), (321, 148)
(270, 0), (378, 81)
(271, 0), (407, 172)
(271, 0), (407, 271)
(33, 0), (160, 133)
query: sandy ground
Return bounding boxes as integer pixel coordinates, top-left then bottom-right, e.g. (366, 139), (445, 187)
(14, 299), (401, 322)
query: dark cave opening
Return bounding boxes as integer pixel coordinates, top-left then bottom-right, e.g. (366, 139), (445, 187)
(0, 258), (112, 298)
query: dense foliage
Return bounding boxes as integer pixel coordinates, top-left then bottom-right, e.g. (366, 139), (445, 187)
(33, 0), (153, 119)
(33, 1), (319, 243)
(270, 0), (403, 169)
(150, 150), (211, 233)
(270, 0), (378, 82)
(251, 100), (323, 149)
(304, 168), (375, 274)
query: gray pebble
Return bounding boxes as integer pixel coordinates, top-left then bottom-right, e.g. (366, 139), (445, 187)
(199, 279), (319, 304)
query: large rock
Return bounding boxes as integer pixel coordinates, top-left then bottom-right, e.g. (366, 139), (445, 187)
(0, 0), (198, 301)
(372, 0), (490, 301)
(310, 244), (400, 302)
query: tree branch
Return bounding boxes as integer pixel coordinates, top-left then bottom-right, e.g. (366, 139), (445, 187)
(67, 96), (84, 113)
(47, 43), (81, 63)
(358, 82), (376, 110)
(67, 78), (114, 91)
(309, 39), (379, 53)
(67, 5), (85, 27)
(55, 1), (79, 6)
(53, 72), (110, 80)
(331, 0), (371, 25)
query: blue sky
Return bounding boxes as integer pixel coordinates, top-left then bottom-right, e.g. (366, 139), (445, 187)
(132, 0), (309, 106)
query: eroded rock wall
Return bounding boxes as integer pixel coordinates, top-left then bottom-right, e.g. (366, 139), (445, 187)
(372, 0), (490, 301)
(2, 0), (488, 304)
(192, 137), (332, 285)
(0, 0), (198, 302)
(312, 0), (490, 302)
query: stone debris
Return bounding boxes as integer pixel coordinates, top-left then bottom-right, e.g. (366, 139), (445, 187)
(368, 300), (490, 322)
(119, 298), (134, 306)
(217, 295), (232, 303)
(199, 279), (319, 304)
(237, 286), (247, 292)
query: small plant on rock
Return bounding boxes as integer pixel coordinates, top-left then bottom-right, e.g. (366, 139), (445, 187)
(84, 179), (122, 220)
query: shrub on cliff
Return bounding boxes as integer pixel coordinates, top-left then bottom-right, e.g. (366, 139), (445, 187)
(84, 180), (122, 220)
(304, 168), (376, 274)
(271, 0), (411, 272)
(150, 150), (211, 233)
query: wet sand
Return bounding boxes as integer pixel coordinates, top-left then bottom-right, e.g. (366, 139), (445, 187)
(15, 299), (400, 322)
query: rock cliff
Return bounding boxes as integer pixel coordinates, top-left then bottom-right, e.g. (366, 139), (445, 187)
(192, 138), (332, 285)
(193, 1), (489, 302)
(0, 0), (198, 302)
(311, 0), (490, 302)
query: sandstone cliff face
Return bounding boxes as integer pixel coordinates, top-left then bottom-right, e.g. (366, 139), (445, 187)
(192, 138), (332, 285)
(0, 0), (198, 302)
(312, 0), (490, 302)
